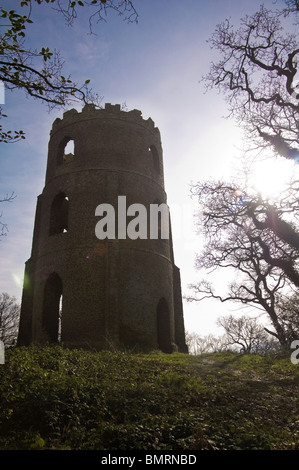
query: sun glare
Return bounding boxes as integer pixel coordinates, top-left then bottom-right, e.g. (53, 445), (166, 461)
(248, 158), (298, 199)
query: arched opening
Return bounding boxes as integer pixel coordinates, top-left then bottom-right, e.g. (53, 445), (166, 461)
(49, 192), (69, 236)
(42, 273), (63, 343)
(157, 298), (172, 353)
(57, 137), (75, 165)
(149, 145), (160, 174)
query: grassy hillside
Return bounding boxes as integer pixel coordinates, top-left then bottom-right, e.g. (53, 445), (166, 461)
(0, 346), (298, 450)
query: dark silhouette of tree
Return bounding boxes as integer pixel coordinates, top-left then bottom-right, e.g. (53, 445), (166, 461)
(202, 2), (298, 161)
(274, 290), (299, 343)
(190, 1), (298, 348)
(188, 178), (299, 346)
(217, 315), (272, 354)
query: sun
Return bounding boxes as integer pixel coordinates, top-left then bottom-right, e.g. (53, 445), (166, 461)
(248, 157), (298, 199)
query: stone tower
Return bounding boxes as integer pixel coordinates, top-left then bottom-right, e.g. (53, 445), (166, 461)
(18, 104), (188, 353)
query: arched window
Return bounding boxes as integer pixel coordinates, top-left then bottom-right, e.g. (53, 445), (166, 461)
(157, 298), (172, 353)
(57, 137), (75, 165)
(49, 192), (69, 236)
(149, 145), (160, 174)
(42, 273), (63, 343)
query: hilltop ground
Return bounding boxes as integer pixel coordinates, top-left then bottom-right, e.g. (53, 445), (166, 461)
(0, 346), (298, 450)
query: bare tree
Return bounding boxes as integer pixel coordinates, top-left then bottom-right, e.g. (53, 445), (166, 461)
(0, 292), (20, 347)
(185, 331), (228, 355)
(202, 2), (299, 161)
(217, 315), (271, 354)
(0, 192), (16, 238)
(246, 179), (299, 255)
(192, 2), (298, 349)
(274, 290), (299, 343)
(188, 178), (299, 346)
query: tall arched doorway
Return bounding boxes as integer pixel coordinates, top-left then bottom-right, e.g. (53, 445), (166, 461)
(157, 298), (172, 353)
(42, 273), (63, 343)
(49, 192), (69, 236)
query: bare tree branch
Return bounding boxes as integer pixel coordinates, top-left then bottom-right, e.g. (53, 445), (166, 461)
(0, 192), (16, 237)
(202, 4), (299, 160)
(188, 177), (299, 346)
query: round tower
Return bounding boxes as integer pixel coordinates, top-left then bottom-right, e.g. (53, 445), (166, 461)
(18, 104), (188, 353)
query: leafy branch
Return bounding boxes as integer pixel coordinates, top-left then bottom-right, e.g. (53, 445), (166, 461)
(0, 1), (138, 142)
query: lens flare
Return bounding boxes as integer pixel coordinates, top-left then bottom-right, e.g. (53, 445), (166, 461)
(12, 273), (22, 287)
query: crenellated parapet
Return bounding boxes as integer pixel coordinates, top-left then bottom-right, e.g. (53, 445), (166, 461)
(51, 103), (158, 135)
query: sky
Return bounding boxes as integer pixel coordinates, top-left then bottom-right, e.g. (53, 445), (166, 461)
(0, 0), (297, 338)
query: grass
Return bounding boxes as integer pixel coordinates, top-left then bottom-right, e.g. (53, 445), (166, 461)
(0, 346), (299, 450)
